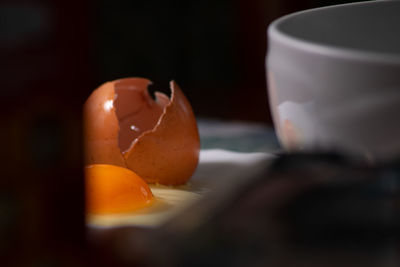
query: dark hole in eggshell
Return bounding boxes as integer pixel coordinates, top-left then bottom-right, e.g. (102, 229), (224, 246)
(114, 78), (170, 154)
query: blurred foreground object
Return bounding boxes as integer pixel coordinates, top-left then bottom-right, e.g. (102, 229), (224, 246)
(89, 152), (400, 267)
(1, 0), (93, 264)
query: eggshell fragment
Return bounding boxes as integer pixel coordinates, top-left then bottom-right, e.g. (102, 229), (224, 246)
(84, 81), (126, 167)
(124, 81), (200, 185)
(84, 77), (200, 185)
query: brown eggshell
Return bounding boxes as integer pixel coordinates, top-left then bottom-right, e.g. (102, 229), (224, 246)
(84, 78), (200, 185)
(124, 81), (200, 185)
(84, 81), (126, 168)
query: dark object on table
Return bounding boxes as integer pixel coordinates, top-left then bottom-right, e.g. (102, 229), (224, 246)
(89, 153), (400, 267)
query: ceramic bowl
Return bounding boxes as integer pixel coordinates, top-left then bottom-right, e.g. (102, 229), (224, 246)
(267, 0), (400, 161)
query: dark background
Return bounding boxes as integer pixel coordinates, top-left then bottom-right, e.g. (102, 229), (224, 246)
(1, 0), (368, 124)
(1, 0), (369, 264)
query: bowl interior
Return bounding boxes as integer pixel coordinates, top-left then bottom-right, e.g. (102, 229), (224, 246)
(275, 0), (400, 56)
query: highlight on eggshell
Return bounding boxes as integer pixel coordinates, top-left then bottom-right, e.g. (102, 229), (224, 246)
(85, 164), (154, 214)
(84, 77), (200, 185)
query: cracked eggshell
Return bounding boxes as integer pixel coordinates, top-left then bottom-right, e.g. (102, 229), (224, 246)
(84, 77), (200, 185)
(84, 81), (126, 168)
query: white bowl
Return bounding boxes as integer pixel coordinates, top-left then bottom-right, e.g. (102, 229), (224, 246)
(267, 0), (400, 161)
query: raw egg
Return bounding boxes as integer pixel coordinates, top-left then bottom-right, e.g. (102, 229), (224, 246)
(87, 184), (201, 227)
(85, 164), (154, 214)
(84, 78), (200, 185)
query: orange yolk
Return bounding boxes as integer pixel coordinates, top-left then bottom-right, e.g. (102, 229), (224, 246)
(85, 164), (154, 214)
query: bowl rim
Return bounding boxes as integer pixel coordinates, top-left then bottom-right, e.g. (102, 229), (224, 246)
(268, 0), (400, 65)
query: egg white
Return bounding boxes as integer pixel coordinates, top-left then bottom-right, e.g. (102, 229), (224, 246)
(86, 184), (201, 228)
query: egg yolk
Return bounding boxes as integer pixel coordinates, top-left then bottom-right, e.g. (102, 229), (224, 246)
(85, 164), (154, 214)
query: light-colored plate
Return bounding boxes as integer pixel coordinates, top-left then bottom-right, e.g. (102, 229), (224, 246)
(86, 149), (273, 228)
